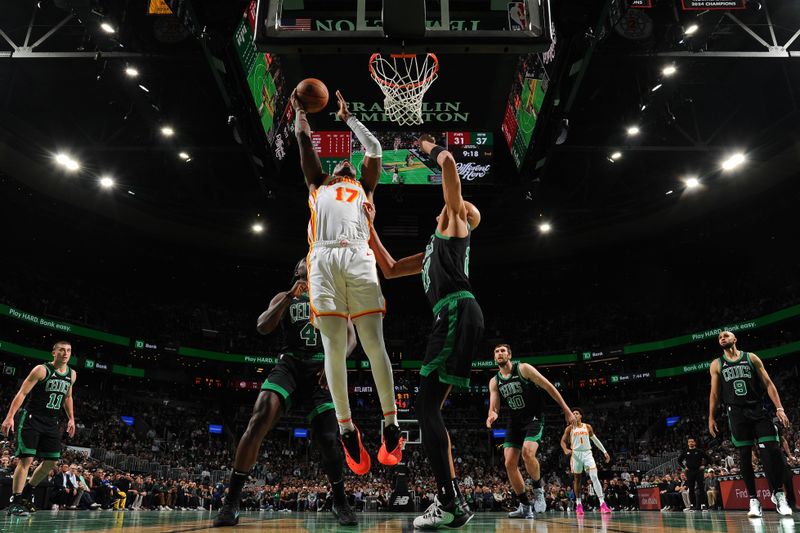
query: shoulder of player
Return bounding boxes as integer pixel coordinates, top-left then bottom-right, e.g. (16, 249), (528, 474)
(747, 352), (763, 365)
(29, 364), (48, 380)
(517, 362), (537, 379)
(709, 358), (721, 372)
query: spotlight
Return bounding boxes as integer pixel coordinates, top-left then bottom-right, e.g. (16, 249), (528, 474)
(651, 84), (662, 92)
(662, 65), (677, 77)
(160, 126), (175, 137)
(100, 22), (116, 34)
(252, 223), (264, 234)
(665, 190), (674, 195)
(626, 126), (640, 136)
(538, 222), (552, 234)
(65, 159), (80, 172)
(685, 177), (700, 189)
(127, 190), (136, 196)
(138, 84), (149, 93)
(178, 152), (190, 160)
(721, 152), (746, 171)
(55, 153), (80, 172)
(684, 24), (699, 36)
(55, 153), (71, 166)
(99, 176), (115, 188)
(610, 151), (622, 161)
(640, 104), (648, 111)
(124, 66), (139, 77)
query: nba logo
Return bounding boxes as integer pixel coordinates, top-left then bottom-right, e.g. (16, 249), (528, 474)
(508, 2), (527, 31)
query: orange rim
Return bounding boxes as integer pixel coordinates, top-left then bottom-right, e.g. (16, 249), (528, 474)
(369, 53), (439, 90)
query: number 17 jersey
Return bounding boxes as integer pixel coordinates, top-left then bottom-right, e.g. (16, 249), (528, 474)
(281, 293), (323, 360)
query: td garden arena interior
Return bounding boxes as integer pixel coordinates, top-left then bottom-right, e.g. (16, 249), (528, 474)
(2, 0), (800, 532)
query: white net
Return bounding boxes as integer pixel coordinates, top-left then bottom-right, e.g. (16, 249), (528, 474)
(369, 53), (439, 126)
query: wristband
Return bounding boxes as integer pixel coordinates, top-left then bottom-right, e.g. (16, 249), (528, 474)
(776, 408), (785, 412)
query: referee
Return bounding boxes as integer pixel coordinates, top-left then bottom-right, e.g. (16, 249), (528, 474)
(678, 437), (711, 511)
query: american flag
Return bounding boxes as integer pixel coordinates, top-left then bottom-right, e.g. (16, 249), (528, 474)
(280, 18), (312, 31)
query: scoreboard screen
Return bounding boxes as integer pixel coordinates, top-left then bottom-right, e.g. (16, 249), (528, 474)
(313, 130), (493, 185)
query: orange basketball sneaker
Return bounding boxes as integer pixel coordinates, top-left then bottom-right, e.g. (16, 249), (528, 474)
(341, 425), (371, 475)
(377, 423), (405, 466)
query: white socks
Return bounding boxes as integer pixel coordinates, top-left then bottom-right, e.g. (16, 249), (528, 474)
(353, 314), (398, 427)
(317, 316), (354, 433)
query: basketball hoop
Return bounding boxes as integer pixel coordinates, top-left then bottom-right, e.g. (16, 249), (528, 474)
(369, 53), (439, 126)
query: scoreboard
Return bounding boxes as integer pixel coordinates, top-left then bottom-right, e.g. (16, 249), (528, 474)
(446, 131), (493, 182)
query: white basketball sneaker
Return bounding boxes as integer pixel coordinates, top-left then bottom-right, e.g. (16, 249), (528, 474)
(748, 498), (762, 518)
(773, 492), (793, 516)
(508, 503), (534, 519)
(532, 488), (547, 513)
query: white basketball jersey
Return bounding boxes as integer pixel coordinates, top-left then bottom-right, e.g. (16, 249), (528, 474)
(571, 423), (591, 452)
(308, 177), (370, 244)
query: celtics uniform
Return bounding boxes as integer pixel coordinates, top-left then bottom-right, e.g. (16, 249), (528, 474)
(420, 228), (484, 387)
(15, 362), (72, 459)
(719, 351), (778, 448)
(495, 362), (545, 449)
(260, 293), (334, 422)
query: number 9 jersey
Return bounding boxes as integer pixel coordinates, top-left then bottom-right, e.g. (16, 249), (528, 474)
(306, 176), (386, 321)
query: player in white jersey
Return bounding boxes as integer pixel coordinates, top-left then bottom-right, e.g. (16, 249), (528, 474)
(560, 408), (612, 515)
(292, 89), (403, 476)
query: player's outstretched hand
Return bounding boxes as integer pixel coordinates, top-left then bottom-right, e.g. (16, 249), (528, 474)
(776, 409), (790, 428)
(335, 90), (352, 122)
(290, 280), (308, 298)
(316, 369), (329, 391)
(66, 419), (76, 438)
(363, 202), (376, 224)
(1, 417), (13, 436)
(565, 411), (577, 426)
(486, 411), (498, 429)
(604, 452), (611, 463)
(290, 88), (304, 112)
(708, 417), (718, 438)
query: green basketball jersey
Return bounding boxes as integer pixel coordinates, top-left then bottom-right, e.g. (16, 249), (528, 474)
(719, 351), (764, 408)
(421, 229), (471, 310)
(24, 362), (72, 418)
(281, 293), (323, 360)
(495, 362), (543, 420)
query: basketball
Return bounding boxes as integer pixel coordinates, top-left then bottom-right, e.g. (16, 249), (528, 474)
(296, 78), (329, 113)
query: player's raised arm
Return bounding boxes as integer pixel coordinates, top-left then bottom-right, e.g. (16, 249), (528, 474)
(292, 90), (325, 190)
(750, 353), (790, 428)
(335, 91), (382, 199)
(257, 278), (308, 335)
(419, 134), (466, 225)
(708, 359), (721, 437)
(486, 377), (500, 428)
(363, 202), (424, 279)
(1, 365), (46, 435)
(519, 363), (576, 425)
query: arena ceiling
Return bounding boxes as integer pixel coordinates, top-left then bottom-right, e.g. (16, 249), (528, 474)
(1, 0), (799, 268)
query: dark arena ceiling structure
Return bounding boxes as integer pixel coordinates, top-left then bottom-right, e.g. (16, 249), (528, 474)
(1, 0), (799, 271)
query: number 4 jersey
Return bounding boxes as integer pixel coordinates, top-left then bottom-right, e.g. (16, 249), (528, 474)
(281, 293), (324, 360)
(24, 362), (72, 417)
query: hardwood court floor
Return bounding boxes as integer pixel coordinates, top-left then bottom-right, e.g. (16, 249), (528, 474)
(1, 509), (796, 532)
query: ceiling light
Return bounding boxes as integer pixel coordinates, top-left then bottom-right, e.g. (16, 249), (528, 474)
(65, 159), (80, 171)
(252, 223), (264, 234)
(662, 65), (677, 77)
(640, 104), (647, 111)
(100, 22), (116, 34)
(138, 84), (149, 93)
(127, 190), (136, 196)
(160, 126), (175, 137)
(665, 190), (674, 195)
(721, 152), (746, 171)
(651, 84), (662, 92)
(100, 176), (115, 189)
(124, 66), (139, 78)
(178, 152), (190, 160)
(684, 24), (699, 36)
(626, 126), (640, 136)
(685, 177), (700, 189)
(538, 222), (552, 234)
(55, 153), (70, 166)
(610, 151), (622, 160)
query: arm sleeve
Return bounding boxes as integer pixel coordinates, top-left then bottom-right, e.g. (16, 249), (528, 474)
(346, 116), (381, 158)
(590, 435), (607, 454)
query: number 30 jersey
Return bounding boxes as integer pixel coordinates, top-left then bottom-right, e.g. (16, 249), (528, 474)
(308, 176), (370, 244)
(495, 362), (544, 421)
(281, 293), (323, 360)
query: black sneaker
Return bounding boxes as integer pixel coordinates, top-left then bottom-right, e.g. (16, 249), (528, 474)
(6, 499), (29, 517)
(331, 501), (358, 526)
(213, 502), (240, 527)
(21, 496), (36, 514)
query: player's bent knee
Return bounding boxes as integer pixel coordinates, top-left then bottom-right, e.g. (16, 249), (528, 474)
(248, 392), (283, 433)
